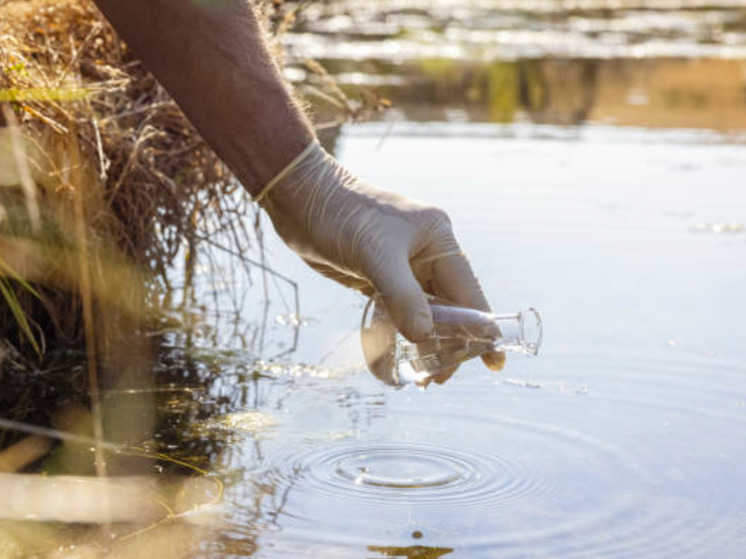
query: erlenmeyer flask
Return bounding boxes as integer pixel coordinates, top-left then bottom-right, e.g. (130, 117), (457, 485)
(361, 295), (542, 387)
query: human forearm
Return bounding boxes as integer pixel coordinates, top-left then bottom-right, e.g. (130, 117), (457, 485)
(92, 0), (314, 195)
(92, 0), (504, 371)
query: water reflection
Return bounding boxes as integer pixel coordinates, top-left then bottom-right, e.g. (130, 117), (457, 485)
(285, 0), (746, 131)
(290, 1), (746, 60)
(368, 545), (454, 558)
(306, 57), (746, 130)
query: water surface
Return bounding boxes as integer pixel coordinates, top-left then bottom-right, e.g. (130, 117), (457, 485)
(199, 122), (746, 558)
(284, 1), (746, 131)
(69, 2), (746, 555)
(2, 2), (746, 557)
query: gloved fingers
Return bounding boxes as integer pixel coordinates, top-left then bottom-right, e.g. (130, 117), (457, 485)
(481, 351), (506, 371)
(429, 248), (506, 372)
(431, 364), (460, 385)
(303, 259), (374, 295)
(365, 253), (433, 343)
(429, 250), (490, 313)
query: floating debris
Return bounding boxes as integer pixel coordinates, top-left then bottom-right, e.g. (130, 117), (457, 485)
(209, 411), (278, 434)
(305, 429), (360, 443)
(275, 313), (308, 326)
(503, 378), (542, 389)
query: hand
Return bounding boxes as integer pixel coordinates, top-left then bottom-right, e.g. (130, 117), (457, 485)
(258, 141), (505, 372)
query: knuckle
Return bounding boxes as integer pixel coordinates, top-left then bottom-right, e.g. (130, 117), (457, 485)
(418, 206), (452, 229)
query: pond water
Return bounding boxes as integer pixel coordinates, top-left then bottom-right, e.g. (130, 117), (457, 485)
(172, 3), (746, 557)
(285, 0), (746, 131)
(5, 2), (746, 557)
(195, 122), (746, 558)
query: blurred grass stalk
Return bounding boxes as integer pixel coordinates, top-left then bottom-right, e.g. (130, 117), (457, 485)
(0, 108), (215, 551)
(0, 101), (154, 450)
(0, 472), (220, 523)
(0, 470), (221, 558)
(0, 0), (221, 544)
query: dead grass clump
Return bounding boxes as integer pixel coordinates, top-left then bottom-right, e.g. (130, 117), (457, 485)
(1, 0), (236, 272)
(0, 0), (259, 355)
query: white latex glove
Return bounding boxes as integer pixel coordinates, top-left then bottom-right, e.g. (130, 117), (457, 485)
(257, 140), (504, 371)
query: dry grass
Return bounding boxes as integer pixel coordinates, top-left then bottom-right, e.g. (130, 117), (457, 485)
(0, 0), (264, 357)
(0, 2), (390, 552)
(0, 0), (386, 459)
(0, 0), (277, 473)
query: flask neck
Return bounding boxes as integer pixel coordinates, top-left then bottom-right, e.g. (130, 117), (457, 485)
(429, 304), (542, 357)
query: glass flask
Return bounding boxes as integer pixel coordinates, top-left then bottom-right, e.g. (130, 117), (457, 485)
(361, 296), (542, 387)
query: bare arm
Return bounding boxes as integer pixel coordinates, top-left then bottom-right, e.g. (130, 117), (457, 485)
(92, 0), (315, 196)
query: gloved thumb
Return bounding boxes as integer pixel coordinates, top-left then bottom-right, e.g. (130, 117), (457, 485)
(368, 255), (433, 343)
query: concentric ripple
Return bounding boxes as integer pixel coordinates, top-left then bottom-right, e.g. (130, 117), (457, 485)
(234, 368), (746, 559)
(228, 346), (745, 558)
(247, 407), (649, 547)
(334, 446), (466, 489)
(258, 437), (560, 513)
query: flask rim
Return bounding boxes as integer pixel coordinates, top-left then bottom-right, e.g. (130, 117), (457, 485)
(518, 307), (543, 356)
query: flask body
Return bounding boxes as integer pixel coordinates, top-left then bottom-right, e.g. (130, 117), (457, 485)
(361, 298), (542, 387)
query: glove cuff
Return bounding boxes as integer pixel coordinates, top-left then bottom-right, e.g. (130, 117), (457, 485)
(253, 139), (320, 204)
